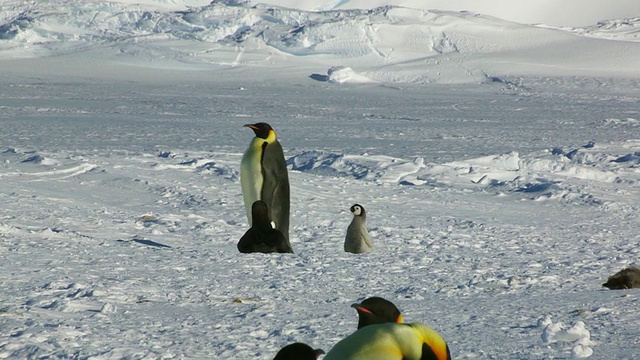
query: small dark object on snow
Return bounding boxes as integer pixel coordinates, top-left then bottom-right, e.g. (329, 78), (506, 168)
(603, 267), (640, 290)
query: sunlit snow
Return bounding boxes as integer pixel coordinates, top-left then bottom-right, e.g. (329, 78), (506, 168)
(1, 0), (640, 359)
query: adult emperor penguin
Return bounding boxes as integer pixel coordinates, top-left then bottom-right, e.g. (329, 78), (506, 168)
(273, 342), (325, 360)
(240, 122), (290, 242)
(323, 322), (452, 360)
(237, 200), (293, 254)
(351, 296), (404, 329)
(344, 203), (372, 254)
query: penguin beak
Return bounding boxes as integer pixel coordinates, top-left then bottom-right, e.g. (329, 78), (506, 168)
(314, 349), (325, 358)
(351, 303), (373, 314)
(244, 123), (258, 130)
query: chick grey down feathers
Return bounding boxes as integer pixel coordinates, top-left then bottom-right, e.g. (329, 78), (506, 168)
(344, 203), (372, 254)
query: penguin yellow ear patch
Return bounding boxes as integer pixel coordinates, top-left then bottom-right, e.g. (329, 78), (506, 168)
(267, 129), (277, 142)
(397, 314), (404, 323)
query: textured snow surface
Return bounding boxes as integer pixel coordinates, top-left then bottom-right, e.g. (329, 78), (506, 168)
(1, 1), (640, 359)
(1, 0), (639, 83)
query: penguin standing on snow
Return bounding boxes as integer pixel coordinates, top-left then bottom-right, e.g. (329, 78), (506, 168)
(240, 122), (290, 243)
(351, 296), (404, 329)
(273, 342), (325, 360)
(237, 200), (293, 254)
(323, 322), (451, 360)
(344, 204), (372, 254)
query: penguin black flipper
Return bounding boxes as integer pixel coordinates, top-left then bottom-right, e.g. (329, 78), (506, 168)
(260, 139), (290, 243)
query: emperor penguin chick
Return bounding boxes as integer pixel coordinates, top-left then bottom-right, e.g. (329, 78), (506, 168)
(344, 203), (372, 254)
(273, 342), (325, 360)
(238, 200), (293, 254)
(240, 122), (290, 242)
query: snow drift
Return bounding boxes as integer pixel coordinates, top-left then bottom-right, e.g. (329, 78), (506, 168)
(1, 1), (639, 83)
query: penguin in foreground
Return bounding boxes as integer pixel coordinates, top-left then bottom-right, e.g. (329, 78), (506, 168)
(237, 200), (293, 254)
(603, 266), (640, 290)
(352, 296), (404, 329)
(273, 342), (325, 360)
(344, 203), (372, 254)
(240, 122), (290, 242)
(323, 322), (452, 360)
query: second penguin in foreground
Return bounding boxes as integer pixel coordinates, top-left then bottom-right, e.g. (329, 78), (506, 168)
(323, 322), (451, 360)
(344, 204), (372, 254)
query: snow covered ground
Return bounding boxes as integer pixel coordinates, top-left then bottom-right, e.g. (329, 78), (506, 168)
(1, 1), (640, 359)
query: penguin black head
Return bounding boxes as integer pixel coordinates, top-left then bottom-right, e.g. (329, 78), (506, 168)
(351, 296), (404, 329)
(273, 342), (325, 360)
(350, 204), (365, 217)
(244, 122), (274, 139)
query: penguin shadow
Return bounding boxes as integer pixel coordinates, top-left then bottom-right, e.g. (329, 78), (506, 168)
(117, 237), (172, 249)
(238, 200), (293, 254)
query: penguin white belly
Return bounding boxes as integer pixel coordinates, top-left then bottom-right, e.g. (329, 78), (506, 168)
(240, 138), (265, 224)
